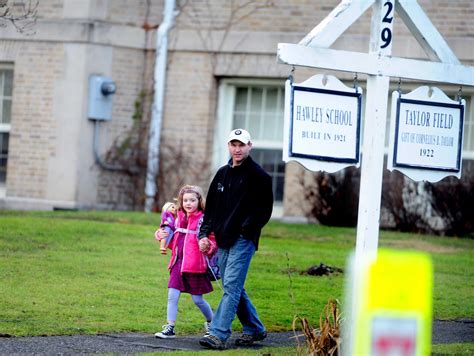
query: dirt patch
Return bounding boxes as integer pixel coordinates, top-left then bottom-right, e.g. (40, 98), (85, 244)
(301, 263), (343, 276)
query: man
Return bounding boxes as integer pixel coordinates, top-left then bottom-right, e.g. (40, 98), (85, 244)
(198, 128), (273, 350)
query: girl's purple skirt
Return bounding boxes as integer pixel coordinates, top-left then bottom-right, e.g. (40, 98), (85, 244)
(168, 257), (213, 295)
(168, 232), (213, 295)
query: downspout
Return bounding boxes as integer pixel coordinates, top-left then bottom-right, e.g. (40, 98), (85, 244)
(144, 0), (177, 212)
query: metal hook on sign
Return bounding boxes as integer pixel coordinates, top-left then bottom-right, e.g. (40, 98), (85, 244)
(457, 86), (463, 103)
(397, 77), (402, 96)
(353, 72), (359, 90)
(322, 74), (328, 86)
(428, 86), (434, 98)
(289, 65), (295, 84)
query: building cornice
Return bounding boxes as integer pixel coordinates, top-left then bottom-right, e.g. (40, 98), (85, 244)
(0, 19), (147, 49)
(0, 22), (472, 63)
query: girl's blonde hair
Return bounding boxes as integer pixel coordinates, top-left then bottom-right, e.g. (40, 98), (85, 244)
(177, 184), (205, 212)
(161, 201), (175, 214)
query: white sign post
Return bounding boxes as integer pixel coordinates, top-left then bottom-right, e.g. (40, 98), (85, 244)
(278, 3), (473, 352)
(277, 0), (474, 261)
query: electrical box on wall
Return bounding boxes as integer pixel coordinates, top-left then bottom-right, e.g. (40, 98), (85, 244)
(88, 75), (117, 121)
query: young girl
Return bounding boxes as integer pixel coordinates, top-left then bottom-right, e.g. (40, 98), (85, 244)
(155, 185), (217, 339)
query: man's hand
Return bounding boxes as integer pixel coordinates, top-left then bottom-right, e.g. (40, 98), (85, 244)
(199, 237), (210, 253)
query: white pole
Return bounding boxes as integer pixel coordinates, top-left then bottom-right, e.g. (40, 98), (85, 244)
(144, 0), (176, 212)
(354, 0), (394, 262)
(349, 4), (395, 353)
(355, 75), (390, 260)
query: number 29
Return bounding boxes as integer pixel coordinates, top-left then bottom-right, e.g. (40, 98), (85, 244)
(381, 1), (394, 49)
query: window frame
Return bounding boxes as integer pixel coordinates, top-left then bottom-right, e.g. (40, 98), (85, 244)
(0, 63), (13, 192)
(214, 78), (286, 209)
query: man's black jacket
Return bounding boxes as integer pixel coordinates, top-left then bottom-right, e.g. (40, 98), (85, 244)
(199, 156), (273, 250)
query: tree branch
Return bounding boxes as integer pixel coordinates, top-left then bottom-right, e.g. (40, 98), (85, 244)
(0, 0), (39, 35)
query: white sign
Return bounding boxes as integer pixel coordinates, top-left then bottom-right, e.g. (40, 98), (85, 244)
(283, 74), (362, 173)
(388, 86), (465, 182)
(371, 317), (418, 356)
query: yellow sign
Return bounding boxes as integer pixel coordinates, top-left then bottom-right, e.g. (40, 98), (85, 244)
(351, 249), (433, 356)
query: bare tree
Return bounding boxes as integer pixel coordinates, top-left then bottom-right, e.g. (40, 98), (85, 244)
(177, 0), (274, 68)
(104, 1), (274, 211)
(0, 0), (38, 35)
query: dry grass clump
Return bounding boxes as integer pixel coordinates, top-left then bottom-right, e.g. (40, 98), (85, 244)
(293, 299), (341, 355)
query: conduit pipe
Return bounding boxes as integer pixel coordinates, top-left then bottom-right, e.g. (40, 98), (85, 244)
(144, 0), (177, 212)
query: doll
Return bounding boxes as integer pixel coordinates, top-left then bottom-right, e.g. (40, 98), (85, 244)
(155, 202), (177, 254)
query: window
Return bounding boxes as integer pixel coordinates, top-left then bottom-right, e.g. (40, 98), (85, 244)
(215, 79), (285, 205)
(0, 66), (13, 188)
(461, 94), (474, 159)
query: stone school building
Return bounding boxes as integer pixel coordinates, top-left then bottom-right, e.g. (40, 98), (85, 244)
(0, 0), (473, 234)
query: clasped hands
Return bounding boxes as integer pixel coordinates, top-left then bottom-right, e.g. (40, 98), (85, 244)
(157, 227), (211, 253)
(199, 237), (211, 253)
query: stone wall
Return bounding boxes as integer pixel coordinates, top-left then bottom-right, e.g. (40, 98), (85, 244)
(106, 0), (163, 27)
(3, 41), (63, 199)
(95, 46), (148, 208)
(1, 0), (472, 225)
(1, 0), (151, 209)
(121, 0), (474, 218)
(155, 51), (217, 205)
(171, 0), (473, 58)
(35, 0), (63, 19)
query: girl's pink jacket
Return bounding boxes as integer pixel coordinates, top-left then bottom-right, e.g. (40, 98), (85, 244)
(168, 210), (217, 274)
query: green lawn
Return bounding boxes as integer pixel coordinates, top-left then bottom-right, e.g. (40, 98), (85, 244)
(0, 210), (472, 353)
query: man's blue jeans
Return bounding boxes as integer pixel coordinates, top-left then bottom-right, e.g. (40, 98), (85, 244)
(210, 236), (265, 341)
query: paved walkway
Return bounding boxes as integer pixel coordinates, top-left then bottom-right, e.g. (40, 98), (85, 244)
(0, 319), (472, 354)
